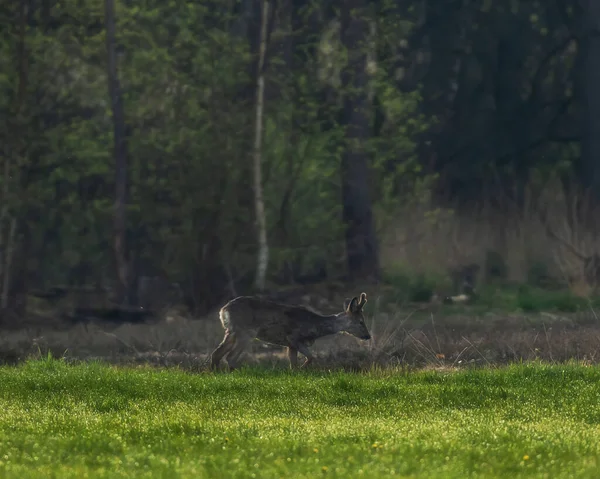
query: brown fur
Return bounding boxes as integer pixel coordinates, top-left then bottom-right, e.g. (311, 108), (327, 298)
(210, 292), (371, 370)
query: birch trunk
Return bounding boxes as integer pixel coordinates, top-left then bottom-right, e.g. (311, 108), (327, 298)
(253, 0), (270, 291)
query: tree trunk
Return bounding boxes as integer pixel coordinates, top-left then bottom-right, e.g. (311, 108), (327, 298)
(340, 0), (379, 280)
(579, 0), (600, 233)
(0, 0), (28, 319)
(0, 159), (10, 307)
(105, 0), (130, 304)
(253, 0), (270, 292)
(1, 217), (17, 310)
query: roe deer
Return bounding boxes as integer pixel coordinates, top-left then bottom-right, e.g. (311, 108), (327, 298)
(210, 292), (371, 370)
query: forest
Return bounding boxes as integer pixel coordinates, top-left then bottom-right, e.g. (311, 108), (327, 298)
(1, 0), (600, 326)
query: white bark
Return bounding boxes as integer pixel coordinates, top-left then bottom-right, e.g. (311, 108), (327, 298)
(253, 0), (270, 291)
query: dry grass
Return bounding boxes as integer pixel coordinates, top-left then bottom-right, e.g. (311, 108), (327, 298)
(2, 299), (600, 372)
(379, 177), (600, 291)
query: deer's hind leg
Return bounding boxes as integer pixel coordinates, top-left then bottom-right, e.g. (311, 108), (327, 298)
(287, 347), (299, 369)
(226, 333), (252, 371)
(288, 340), (314, 369)
(298, 343), (315, 368)
(210, 330), (236, 370)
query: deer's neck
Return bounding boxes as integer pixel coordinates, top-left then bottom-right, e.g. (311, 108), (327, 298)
(316, 313), (344, 336)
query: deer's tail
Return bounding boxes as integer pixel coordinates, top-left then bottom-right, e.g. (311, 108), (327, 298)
(219, 306), (231, 329)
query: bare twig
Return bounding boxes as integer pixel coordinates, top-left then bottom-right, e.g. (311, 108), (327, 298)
(460, 336), (492, 366)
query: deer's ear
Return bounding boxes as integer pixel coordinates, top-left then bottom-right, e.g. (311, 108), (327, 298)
(358, 292), (367, 309)
(348, 296), (360, 313)
(343, 298), (352, 312)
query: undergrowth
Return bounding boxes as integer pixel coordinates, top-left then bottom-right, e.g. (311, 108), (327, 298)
(381, 268), (600, 314)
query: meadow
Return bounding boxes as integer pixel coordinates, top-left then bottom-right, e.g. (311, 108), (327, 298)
(0, 359), (599, 478)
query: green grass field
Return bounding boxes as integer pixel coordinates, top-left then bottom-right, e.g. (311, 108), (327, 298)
(1, 360), (600, 478)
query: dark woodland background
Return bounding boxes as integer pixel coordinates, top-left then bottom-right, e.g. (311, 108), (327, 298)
(3, 0), (600, 332)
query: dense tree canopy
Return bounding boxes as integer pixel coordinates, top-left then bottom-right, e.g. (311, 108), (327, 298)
(0, 0), (598, 316)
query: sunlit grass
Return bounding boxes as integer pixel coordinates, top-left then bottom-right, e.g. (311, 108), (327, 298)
(1, 359), (600, 477)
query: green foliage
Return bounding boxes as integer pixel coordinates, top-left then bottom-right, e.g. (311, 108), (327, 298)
(2, 361), (600, 477)
(382, 265), (450, 303)
(0, 0), (432, 296)
(406, 273), (436, 302)
(369, 82), (433, 225)
(457, 283), (588, 313)
(4, 0), (582, 305)
(484, 250), (508, 281)
(263, 111), (346, 278)
(526, 260), (559, 289)
(516, 284), (582, 313)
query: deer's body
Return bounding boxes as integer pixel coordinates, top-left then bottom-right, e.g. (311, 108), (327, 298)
(210, 293), (371, 370)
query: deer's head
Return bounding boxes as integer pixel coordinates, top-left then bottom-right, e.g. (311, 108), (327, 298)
(340, 292), (371, 340)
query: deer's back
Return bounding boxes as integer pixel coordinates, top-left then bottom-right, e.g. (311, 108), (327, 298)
(219, 296), (321, 346)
